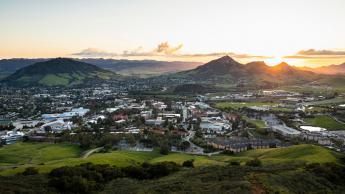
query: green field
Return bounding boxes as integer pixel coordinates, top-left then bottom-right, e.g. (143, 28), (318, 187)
(215, 101), (278, 110)
(305, 97), (345, 106)
(0, 142), (342, 175)
(304, 115), (345, 130)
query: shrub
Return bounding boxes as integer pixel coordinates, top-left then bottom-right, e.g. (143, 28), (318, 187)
(182, 159), (195, 168)
(22, 167), (39, 175)
(160, 145), (169, 155)
(221, 150), (234, 155)
(245, 158), (262, 167)
(230, 161), (240, 166)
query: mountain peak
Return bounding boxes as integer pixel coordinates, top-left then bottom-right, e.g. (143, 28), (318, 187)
(246, 61), (268, 67)
(44, 57), (80, 64)
(275, 62), (290, 67)
(214, 55), (236, 63)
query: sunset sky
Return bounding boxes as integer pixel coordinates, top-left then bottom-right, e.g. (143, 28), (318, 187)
(1, 0), (345, 67)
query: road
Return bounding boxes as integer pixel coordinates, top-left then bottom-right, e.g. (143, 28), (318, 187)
(182, 130), (204, 154)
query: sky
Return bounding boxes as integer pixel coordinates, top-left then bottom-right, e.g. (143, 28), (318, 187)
(1, 0), (345, 67)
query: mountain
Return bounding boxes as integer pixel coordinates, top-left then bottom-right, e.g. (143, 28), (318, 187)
(174, 56), (319, 87)
(0, 58), (47, 80)
(1, 58), (116, 87)
(299, 63), (345, 75)
(0, 58), (201, 79)
(78, 59), (201, 76)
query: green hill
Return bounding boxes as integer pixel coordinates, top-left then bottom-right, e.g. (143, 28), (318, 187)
(0, 143), (344, 194)
(0, 143), (341, 176)
(2, 58), (117, 87)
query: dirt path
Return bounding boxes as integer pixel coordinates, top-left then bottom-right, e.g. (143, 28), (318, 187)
(248, 172), (266, 194)
(81, 147), (103, 159)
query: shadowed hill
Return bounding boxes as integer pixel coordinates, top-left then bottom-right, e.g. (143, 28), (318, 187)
(174, 56), (319, 87)
(2, 58), (117, 87)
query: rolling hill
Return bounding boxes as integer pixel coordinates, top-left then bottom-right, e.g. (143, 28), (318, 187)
(0, 142), (341, 176)
(174, 56), (320, 87)
(79, 58), (201, 76)
(0, 142), (344, 194)
(1, 58), (117, 87)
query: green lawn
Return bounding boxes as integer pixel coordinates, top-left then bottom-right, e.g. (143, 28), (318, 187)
(0, 143), (341, 175)
(304, 115), (345, 130)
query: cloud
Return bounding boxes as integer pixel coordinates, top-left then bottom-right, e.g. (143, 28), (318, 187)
(178, 52), (271, 59)
(71, 42), (270, 60)
(71, 48), (117, 57)
(122, 46), (148, 56)
(284, 49), (345, 59)
(297, 49), (345, 55)
(155, 42), (183, 55)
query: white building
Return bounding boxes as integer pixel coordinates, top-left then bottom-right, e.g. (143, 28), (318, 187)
(271, 125), (301, 137)
(1, 130), (25, 144)
(40, 119), (73, 132)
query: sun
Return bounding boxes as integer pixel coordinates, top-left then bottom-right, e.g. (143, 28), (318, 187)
(264, 57), (284, 66)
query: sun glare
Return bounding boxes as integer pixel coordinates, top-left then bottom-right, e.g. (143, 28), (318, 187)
(264, 57), (284, 66)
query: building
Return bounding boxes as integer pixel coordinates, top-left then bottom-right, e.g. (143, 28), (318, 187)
(0, 130), (25, 144)
(182, 106), (188, 122)
(42, 107), (90, 121)
(145, 117), (165, 126)
(208, 137), (280, 153)
(200, 117), (231, 134)
(271, 125), (301, 137)
(40, 119), (73, 132)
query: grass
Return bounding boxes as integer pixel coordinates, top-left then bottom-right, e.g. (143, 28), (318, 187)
(0, 142), (342, 175)
(0, 142), (82, 166)
(278, 85), (338, 94)
(304, 115), (345, 130)
(241, 144), (339, 164)
(38, 74), (70, 86)
(305, 97), (345, 106)
(215, 101), (278, 110)
(243, 116), (267, 128)
(150, 153), (225, 166)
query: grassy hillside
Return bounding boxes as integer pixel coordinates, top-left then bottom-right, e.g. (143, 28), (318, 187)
(2, 58), (116, 87)
(0, 142), (82, 166)
(0, 143), (344, 194)
(0, 143), (342, 176)
(240, 144), (339, 163)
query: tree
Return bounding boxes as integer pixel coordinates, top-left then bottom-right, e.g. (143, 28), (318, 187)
(125, 134), (136, 146)
(195, 129), (203, 138)
(182, 159), (194, 168)
(160, 145), (170, 155)
(79, 133), (93, 149)
(180, 141), (190, 151)
(168, 123), (174, 131)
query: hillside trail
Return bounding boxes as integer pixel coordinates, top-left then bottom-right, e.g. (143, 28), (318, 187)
(248, 172), (266, 194)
